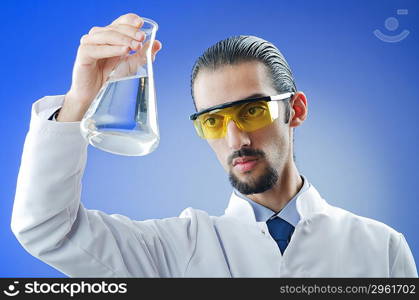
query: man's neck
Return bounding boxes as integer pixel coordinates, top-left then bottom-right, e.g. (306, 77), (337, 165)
(246, 162), (303, 213)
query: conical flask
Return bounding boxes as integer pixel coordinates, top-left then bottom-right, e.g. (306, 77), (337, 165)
(80, 18), (159, 156)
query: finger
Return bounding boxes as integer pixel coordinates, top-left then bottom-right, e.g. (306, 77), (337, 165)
(79, 44), (130, 60)
(110, 13), (143, 27)
(152, 41), (162, 61)
(80, 30), (144, 50)
(125, 40), (161, 66)
(109, 24), (145, 41)
(88, 24), (145, 42)
(151, 40), (162, 54)
(138, 40), (162, 55)
(130, 40), (162, 64)
(88, 26), (104, 35)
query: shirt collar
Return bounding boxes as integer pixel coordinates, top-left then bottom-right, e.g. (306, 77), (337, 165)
(224, 176), (327, 225)
(232, 175), (310, 226)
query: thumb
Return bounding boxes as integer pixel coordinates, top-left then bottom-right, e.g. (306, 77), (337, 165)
(151, 40), (162, 61)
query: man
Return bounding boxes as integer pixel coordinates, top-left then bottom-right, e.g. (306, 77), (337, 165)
(11, 13), (417, 277)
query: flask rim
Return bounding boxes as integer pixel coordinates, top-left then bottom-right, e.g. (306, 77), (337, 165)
(142, 17), (158, 32)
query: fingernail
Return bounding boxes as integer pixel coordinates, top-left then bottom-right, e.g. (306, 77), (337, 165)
(135, 31), (143, 41)
(131, 40), (140, 49)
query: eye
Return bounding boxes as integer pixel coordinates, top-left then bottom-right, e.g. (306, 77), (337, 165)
(241, 103), (267, 119)
(248, 106), (263, 115)
(203, 115), (222, 128)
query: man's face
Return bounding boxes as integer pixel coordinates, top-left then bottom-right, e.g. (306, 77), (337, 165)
(193, 61), (293, 195)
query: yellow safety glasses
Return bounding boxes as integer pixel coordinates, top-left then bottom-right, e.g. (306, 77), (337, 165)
(190, 92), (294, 139)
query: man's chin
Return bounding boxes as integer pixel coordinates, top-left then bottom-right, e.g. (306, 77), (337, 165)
(228, 165), (278, 195)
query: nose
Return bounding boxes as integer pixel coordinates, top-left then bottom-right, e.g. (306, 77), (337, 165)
(226, 119), (251, 151)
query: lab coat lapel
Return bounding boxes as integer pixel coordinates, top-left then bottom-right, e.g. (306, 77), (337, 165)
(295, 185), (328, 220)
(224, 192), (257, 224)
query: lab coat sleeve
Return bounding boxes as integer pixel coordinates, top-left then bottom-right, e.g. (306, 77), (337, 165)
(390, 233), (418, 277)
(11, 96), (195, 277)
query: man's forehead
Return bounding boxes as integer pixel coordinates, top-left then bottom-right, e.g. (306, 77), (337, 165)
(193, 61), (276, 111)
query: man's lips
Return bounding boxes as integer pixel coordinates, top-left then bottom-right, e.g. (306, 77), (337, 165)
(232, 156), (259, 166)
(232, 156), (259, 172)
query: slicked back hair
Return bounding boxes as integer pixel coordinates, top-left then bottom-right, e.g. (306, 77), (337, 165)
(190, 35), (297, 123)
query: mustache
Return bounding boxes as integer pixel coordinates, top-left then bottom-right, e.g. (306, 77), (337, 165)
(228, 148), (266, 166)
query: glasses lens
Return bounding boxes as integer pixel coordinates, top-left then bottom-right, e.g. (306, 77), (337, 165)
(236, 101), (273, 131)
(196, 111), (226, 139)
(193, 100), (278, 139)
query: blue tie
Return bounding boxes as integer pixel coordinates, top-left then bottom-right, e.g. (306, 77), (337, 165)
(266, 217), (295, 254)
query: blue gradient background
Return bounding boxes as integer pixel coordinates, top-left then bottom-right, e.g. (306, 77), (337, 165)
(1, 0), (418, 277)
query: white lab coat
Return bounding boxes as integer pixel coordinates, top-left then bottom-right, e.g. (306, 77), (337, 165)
(11, 96), (418, 277)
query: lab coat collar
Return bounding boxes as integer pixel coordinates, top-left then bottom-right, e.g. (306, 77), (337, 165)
(224, 184), (328, 224)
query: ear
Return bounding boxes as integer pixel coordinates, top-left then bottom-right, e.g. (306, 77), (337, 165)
(289, 91), (308, 128)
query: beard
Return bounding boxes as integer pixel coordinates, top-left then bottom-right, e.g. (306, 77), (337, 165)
(228, 148), (279, 195)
